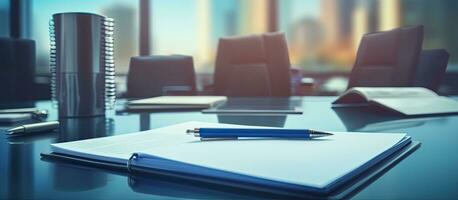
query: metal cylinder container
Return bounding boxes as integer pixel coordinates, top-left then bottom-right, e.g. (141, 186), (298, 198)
(49, 12), (115, 118)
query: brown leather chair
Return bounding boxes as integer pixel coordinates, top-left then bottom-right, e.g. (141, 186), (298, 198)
(348, 25), (424, 88)
(214, 32), (292, 97)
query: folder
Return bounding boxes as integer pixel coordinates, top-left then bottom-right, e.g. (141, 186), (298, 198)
(41, 121), (419, 197)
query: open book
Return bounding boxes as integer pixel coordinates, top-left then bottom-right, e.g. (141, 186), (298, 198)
(44, 121), (418, 196)
(333, 87), (458, 115)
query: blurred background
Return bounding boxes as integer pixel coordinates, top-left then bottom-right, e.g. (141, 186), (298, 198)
(1, 0), (457, 96)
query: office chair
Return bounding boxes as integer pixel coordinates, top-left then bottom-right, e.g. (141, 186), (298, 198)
(0, 37), (39, 102)
(214, 32), (292, 97)
(413, 49), (449, 92)
(348, 25), (424, 88)
(0, 38), (15, 101)
(126, 55), (197, 98)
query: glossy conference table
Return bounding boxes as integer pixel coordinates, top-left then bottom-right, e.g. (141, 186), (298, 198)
(1, 97), (457, 199)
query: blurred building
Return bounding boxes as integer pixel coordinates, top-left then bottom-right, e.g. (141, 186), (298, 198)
(102, 4), (138, 74)
(196, 0), (211, 71)
(239, 0), (268, 34)
(14, 0), (458, 94)
(318, 0), (356, 71)
(352, 5), (368, 51)
(210, 0), (239, 45)
(379, 0), (400, 30)
(320, 0), (355, 50)
(208, 0), (240, 70)
(289, 18), (323, 67)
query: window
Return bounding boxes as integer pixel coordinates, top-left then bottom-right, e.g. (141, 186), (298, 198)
(151, 0), (269, 73)
(278, 0), (458, 73)
(0, 0), (9, 37)
(26, 0), (458, 95)
(32, 0), (139, 74)
(401, 0), (458, 66)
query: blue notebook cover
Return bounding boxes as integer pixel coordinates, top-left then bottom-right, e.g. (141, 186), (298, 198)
(42, 121), (420, 197)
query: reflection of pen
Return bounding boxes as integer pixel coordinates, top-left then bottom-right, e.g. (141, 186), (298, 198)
(7, 121), (60, 135)
(0, 108), (39, 114)
(0, 108), (48, 120)
(186, 128), (333, 139)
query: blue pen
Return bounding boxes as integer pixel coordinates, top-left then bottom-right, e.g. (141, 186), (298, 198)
(186, 128), (333, 140)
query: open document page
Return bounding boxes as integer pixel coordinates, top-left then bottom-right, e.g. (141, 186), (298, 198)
(351, 87), (437, 99)
(333, 87), (458, 115)
(51, 121), (411, 192)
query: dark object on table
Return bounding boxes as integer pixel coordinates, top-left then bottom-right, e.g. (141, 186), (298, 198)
(348, 25), (423, 88)
(127, 55), (197, 98)
(0, 38), (37, 102)
(214, 32), (291, 97)
(50, 12), (116, 117)
(413, 49), (450, 92)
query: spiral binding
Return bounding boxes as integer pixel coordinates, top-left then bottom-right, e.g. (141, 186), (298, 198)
(102, 17), (116, 110)
(49, 19), (58, 108)
(127, 153), (138, 172)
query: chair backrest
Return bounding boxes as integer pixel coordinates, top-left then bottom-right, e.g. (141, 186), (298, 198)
(348, 25), (424, 88)
(127, 55), (196, 98)
(0, 38), (15, 100)
(214, 32), (291, 97)
(0, 37), (36, 102)
(413, 49), (449, 92)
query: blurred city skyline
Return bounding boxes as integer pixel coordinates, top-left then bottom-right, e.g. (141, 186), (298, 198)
(24, 0), (458, 74)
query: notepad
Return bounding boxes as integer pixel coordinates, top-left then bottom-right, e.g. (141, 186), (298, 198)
(333, 87), (458, 115)
(127, 96), (227, 110)
(49, 121), (415, 194)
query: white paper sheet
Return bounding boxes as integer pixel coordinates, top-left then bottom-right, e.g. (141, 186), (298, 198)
(372, 96), (458, 115)
(51, 121), (407, 189)
(129, 96), (227, 106)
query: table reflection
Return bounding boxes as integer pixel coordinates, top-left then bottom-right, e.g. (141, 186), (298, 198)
(139, 113), (150, 131)
(333, 106), (447, 132)
(57, 117), (114, 142)
(51, 117), (114, 192)
(7, 143), (34, 200)
(217, 115), (287, 127)
(128, 174), (286, 199)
